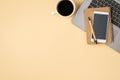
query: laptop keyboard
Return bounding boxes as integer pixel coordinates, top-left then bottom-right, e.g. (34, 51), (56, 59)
(88, 0), (120, 28)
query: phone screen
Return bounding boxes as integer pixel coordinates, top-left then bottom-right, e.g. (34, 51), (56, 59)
(92, 12), (109, 40)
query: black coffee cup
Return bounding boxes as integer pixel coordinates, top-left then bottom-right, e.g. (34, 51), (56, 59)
(51, 0), (76, 17)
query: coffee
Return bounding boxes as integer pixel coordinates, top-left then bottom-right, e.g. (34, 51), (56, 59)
(57, 0), (74, 16)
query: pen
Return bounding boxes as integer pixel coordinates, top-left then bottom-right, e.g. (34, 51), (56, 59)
(88, 17), (97, 44)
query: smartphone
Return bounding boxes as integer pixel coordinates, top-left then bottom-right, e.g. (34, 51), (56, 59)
(91, 11), (109, 43)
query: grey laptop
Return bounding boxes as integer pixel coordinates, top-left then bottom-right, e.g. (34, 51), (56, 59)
(72, 0), (120, 53)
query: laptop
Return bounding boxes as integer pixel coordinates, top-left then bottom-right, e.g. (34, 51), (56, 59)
(72, 0), (120, 53)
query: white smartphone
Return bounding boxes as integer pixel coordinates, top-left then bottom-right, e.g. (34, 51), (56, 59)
(91, 11), (109, 43)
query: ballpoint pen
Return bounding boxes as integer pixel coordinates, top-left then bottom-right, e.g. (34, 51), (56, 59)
(88, 17), (97, 44)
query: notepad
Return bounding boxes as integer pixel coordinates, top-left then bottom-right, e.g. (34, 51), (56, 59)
(84, 7), (112, 44)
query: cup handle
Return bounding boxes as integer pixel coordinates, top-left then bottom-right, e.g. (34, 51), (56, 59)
(51, 11), (57, 15)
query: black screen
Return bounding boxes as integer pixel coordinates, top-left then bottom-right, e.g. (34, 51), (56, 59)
(93, 13), (108, 39)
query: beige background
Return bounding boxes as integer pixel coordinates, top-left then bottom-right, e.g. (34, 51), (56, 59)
(0, 0), (120, 80)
